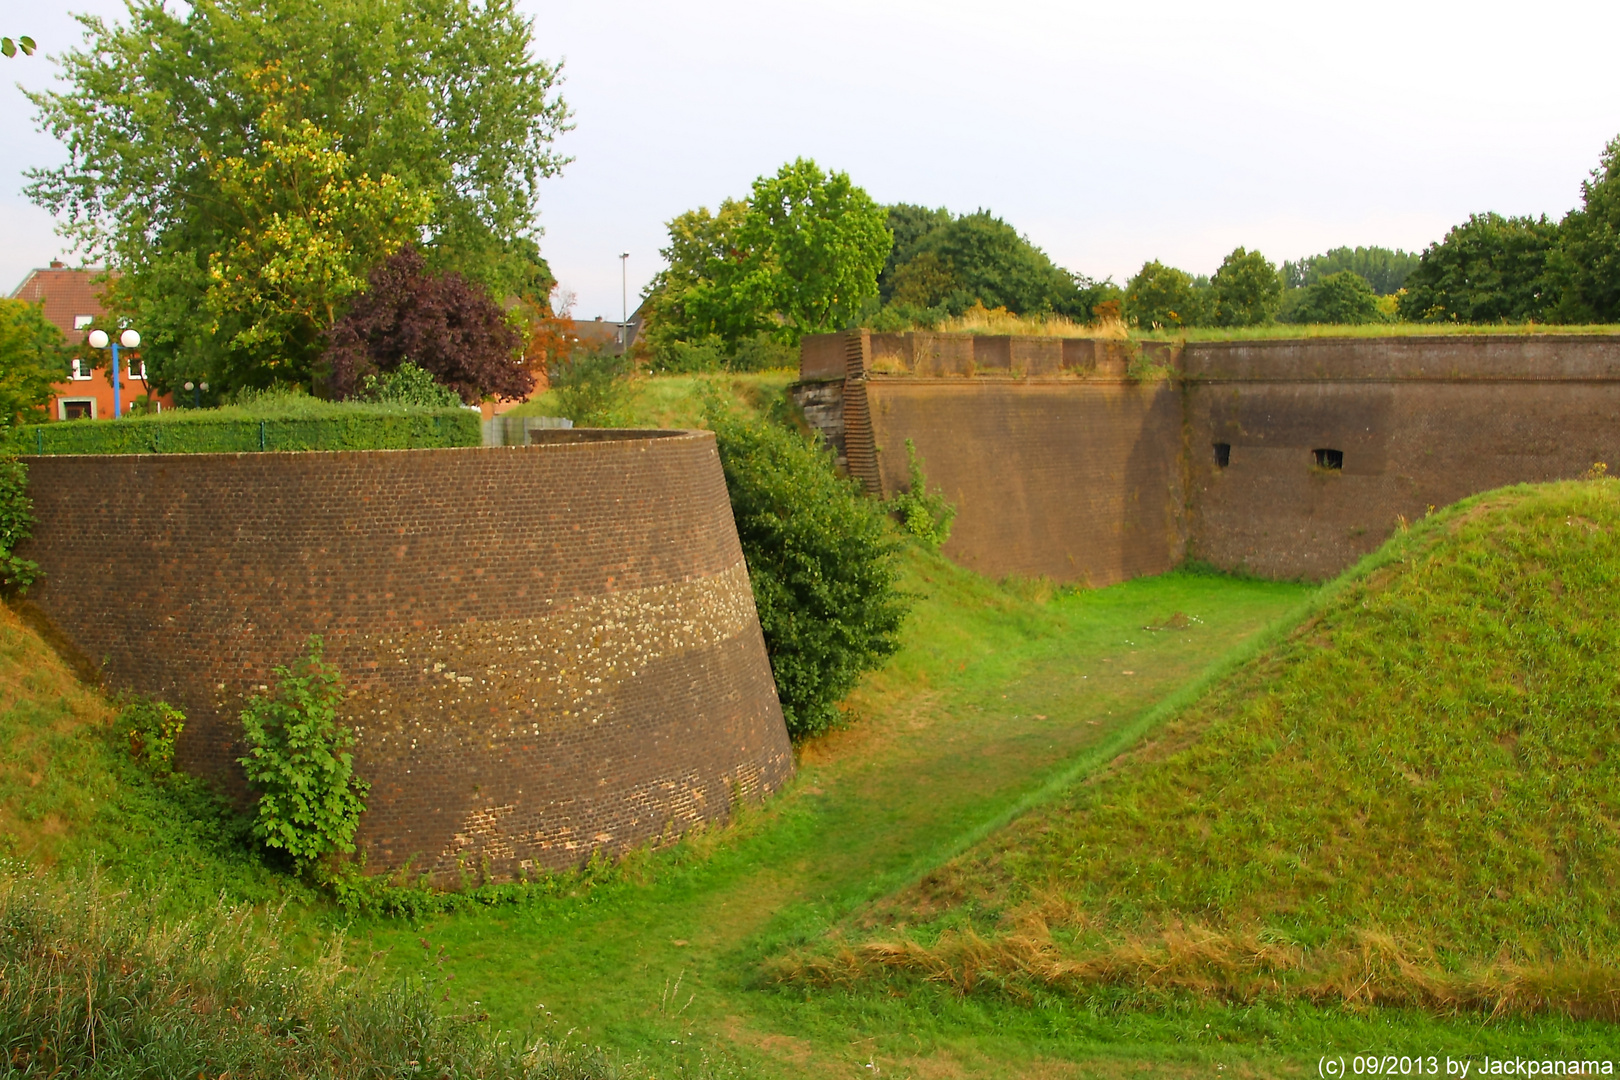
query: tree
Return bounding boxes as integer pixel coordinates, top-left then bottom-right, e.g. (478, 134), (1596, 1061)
(1124, 260), (1203, 329)
(1396, 213), (1560, 323)
(901, 210), (1096, 318)
(0, 299), (69, 425)
(878, 203), (953, 301)
(639, 199), (755, 350)
(1282, 246), (1420, 295)
(1280, 271), (1386, 325)
(1210, 247), (1283, 327)
(325, 245), (529, 404)
(733, 159), (892, 342)
(707, 407), (908, 739)
(27, 0), (570, 393)
(1551, 136), (1620, 322)
(204, 86), (434, 391)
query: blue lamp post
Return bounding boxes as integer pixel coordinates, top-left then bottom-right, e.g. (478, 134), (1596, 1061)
(88, 328), (141, 417)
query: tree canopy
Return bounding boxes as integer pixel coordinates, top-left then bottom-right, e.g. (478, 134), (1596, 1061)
(1210, 247), (1283, 327)
(641, 160), (891, 352)
(27, 0), (570, 395)
(1396, 213), (1560, 323)
(1124, 261), (1203, 330)
(1282, 246), (1420, 295)
(1280, 270), (1387, 325)
(324, 244), (530, 404)
(1550, 136), (1620, 323)
(0, 299), (68, 426)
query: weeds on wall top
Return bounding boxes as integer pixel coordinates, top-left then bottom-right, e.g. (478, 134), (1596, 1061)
(238, 636), (370, 875)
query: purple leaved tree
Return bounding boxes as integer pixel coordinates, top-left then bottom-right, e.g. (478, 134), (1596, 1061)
(325, 245), (533, 403)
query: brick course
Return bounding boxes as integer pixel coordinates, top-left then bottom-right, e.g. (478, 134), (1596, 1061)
(17, 433), (793, 879)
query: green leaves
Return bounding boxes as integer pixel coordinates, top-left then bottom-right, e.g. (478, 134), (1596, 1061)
(0, 297), (70, 427)
(1, 35), (36, 58)
(1209, 247), (1283, 327)
(1396, 212), (1561, 323)
(709, 407), (909, 739)
(886, 439), (956, 551)
(238, 636), (369, 874)
(0, 457), (38, 594)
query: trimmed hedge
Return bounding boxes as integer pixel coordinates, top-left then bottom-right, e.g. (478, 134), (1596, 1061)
(6, 408), (480, 455)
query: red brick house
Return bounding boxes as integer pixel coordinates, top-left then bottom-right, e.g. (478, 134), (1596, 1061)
(8, 261), (172, 419)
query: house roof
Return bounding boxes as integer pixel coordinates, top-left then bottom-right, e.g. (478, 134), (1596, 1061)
(8, 263), (115, 345)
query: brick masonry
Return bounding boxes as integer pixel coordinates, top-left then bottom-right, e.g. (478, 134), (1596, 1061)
(796, 330), (1620, 584)
(17, 433), (794, 880)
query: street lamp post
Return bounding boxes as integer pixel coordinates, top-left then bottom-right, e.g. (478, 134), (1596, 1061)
(620, 252), (629, 349)
(88, 327), (140, 417)
(183, 380), (210, 409)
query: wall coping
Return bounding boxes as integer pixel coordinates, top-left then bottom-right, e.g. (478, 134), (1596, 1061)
(18, 429), (712, 462)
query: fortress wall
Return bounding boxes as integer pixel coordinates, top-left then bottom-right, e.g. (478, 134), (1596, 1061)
(864, 379), (1185, 585)
(18, 435), (793, 880)
(803, 330), (1620, 586)
(1183, 336), (1620, 579)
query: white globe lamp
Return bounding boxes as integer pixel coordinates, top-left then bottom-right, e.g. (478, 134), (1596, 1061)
(87, 329), (109, 349)
(120, 329), (140, 349)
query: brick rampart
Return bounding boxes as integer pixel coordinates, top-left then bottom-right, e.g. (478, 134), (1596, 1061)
(17, 434), (793, 880)
(798, 331), (1620, 583)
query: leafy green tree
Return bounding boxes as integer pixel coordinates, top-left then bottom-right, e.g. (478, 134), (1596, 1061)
(353, 361), (462, 408)
(1124, 260), (1203, 329)
(640, 199), (755, 349)
(27, 0), (570, 393)
(1280, 270), (1387, 325)
(203, 91), (433, 390)
(0, 299), (69, 426)
(905, 211), (1095, 318)
(0, 457), (38, 593)
(708, 407), (908, 739)
(888, 250), (959, 309)
(878, 203), (953, 300)
(1397, 213), (1560, 323)
(1282, 246), (1420, 295)
(733, 159), (892, 342)
(1210, 247), (1283, 327)
(1551, 136), (1620, 322)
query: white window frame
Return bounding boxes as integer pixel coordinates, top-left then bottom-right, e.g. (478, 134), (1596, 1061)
(70, 357), (94, 381)
(57, 397), (97, 421)
(126, 356), (145, 380)
(73, 315), (93, 331)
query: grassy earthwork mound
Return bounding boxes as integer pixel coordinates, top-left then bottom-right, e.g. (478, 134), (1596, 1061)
(778, 477), (1620, 1020)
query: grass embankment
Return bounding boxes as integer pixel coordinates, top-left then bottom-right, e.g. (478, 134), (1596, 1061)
(781, 480), (1620, 1021)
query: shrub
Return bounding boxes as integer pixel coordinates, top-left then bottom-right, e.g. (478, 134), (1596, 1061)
(354, 359), (464, 408)
(1209, 247), (1283, 327)
(1280, 270), (1388, 325)
(0, 457), (37, 593)
(647, 337), (725, 375)
(549, 349), (635, 427)
(238, 637), (369, 874)
(886, 439), (955, 549)
(115, 696), (186, 777)
(708, 408), (909, 739)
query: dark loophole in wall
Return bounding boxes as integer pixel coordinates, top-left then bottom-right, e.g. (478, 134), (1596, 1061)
(1313, 448), (1344, 470)
(1213, 442), (1231, 469)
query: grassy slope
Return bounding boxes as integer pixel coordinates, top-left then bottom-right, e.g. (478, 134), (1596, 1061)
(792, 480), (1620, 1025)
(359, 556), (1328, 1077)
(506, 371), (799, 429)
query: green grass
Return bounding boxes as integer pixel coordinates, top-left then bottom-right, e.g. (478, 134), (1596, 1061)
(781, 480), (1620, 1026)
(1135, 322), (1620, 342)
(505, 371), (798, 430)
(10, 490), (1620, 1074)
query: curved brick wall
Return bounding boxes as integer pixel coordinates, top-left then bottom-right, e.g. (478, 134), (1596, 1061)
(17, 433), (793, 880)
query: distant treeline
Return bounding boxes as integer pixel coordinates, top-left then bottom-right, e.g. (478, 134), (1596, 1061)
(638, 136), (1620, 364)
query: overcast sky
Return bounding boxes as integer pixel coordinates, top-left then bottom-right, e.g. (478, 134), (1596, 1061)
(4, 0), (1618, 319)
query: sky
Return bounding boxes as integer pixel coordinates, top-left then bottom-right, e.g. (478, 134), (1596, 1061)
(3, 0), (1619, 320)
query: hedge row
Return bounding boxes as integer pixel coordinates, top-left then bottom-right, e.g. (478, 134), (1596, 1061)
(6, 410), (481, 455)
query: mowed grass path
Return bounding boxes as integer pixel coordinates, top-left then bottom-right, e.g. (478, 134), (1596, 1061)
(361, 557), (1310, 1077)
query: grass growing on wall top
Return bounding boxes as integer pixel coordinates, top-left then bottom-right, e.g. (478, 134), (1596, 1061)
(505, 370), (798, 430)
(776, 478), (1620, 1020)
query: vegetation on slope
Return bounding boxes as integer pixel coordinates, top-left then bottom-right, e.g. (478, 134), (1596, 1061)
(779, 478), (1620, 1020)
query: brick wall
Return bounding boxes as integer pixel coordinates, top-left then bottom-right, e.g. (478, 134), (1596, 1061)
(802, 330), (1620, 584)
(17, 434), (793, 880)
